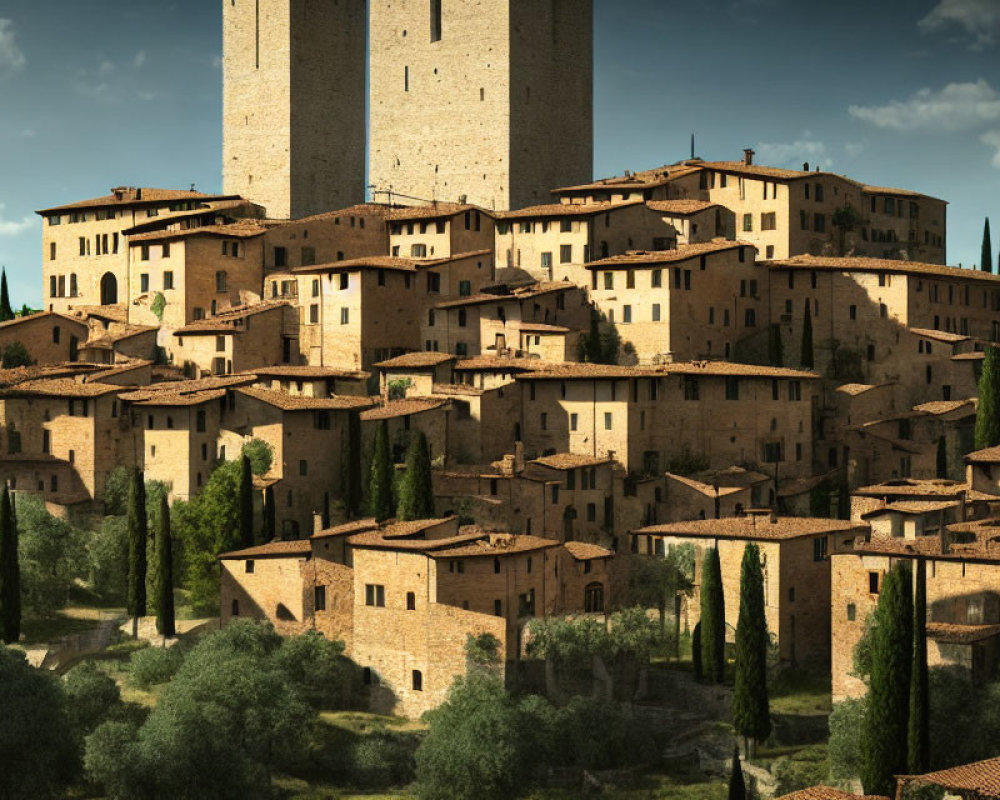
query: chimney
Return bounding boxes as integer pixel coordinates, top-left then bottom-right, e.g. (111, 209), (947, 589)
(803, 162), (810, 172)
(743, 148), (755, 166)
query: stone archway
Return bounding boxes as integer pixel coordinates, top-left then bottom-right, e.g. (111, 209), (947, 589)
(100, 272), (118, 305)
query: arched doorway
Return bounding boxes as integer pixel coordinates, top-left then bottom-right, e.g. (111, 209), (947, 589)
(100, 272), (118, 305)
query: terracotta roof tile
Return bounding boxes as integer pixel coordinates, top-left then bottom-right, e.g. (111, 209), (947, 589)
(237, 387), (375, 412)
(909, 327), (970, 344)
(634, 516), (867, 541)
(861, 500), (959, 516)
(248, 365), (369, 380)
(119, 375), (254, 403)
(586, 239), (752, 268)
(128, 221), (269, 243)
(913, 399), (975, 416)
(0, 310), (88, 331)
(901, 756), (1000, 796)
(429, 534), (561, 559)
(646, 199), (720, 215)
(853, 479), (970, 498)
(862, 184), (939, 199)
(436, 281), (575, 309)
(926, 622), (1000, 645)
(66, 304), (128, 323)
(218, 540), (312, 560)
(347, 531), (485, 552)
(497, 201), (641, 219)
(374, 352), (456, 369)
(173, 302), (290, 334)
(836, 382), (894, 396)
(38, 188), (239, 214)
(1, 378), (124, 398)
(532, 453), (613, 470)
(515, 360), (818, 381)
(775, 786), (888, 800)
(360, 398), (448, 420)
(453, 356), (547, 372)
(665, 472), (745, 498)
(292, 255), (416, 274)
(768, 255), (1000, 285)
(311, 519), (380, 539)
(387, 202), (493, 222)
(967, 446), (1000, 464)
(563, 541), (615, 561)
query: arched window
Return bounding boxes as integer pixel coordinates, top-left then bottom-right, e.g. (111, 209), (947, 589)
(584, 582), (604, 614)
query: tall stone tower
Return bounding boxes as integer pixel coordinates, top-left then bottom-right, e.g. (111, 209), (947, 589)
(222, 0), (366, 220)
(368, 0), (593, 211)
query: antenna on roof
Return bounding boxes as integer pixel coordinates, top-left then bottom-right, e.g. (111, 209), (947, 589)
(690, 134), (695, 160)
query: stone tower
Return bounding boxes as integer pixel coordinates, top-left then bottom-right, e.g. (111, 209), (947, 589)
(368, 0), (593, 211)
(222, 0), (366, 220)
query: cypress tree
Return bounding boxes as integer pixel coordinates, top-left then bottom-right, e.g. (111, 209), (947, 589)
(936, 436), (948, 479)
(239, 455), (254, 546)
(801, 298), (814, 370)
(733, 543), (772, 755)
(974, 346), (1000, 450)
(127, 469), (148, 634)
(368, 420), (395, 522)
(700, 547), (726, 683)
(0, 487), (21, 643)
(768, 324), (783, 367)
(155, 495), (176, 638)
(861, 562), (913, 797)
(692, 622), (703, 680)
(0, 269), (13, 322)
(397, 430), (434, 521)
(982, 218), (993, 274)
(908, 559), (929, 773)
(342, 410), (363, 518)
(728, 747), (747, 800)
(584, 311), (601, 363)
(262, 485), (276, 543)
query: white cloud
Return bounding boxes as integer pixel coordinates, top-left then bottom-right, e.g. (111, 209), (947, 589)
(0, 19), (25, 73)
(844, 142), (865, 159)
(97, 60), (115, 77)
(849, 79), (1000, 132)
(982, 131), (1000, 168)
(919, 0), (1000, 50)
(754, 139), (831, 169)
(133, 50), (146, 69)
(0, 205), (34, 237)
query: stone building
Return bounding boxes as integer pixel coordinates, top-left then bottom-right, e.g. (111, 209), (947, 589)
(37, 188), (242, 313)
(0, 311), (89, 365)
(222, 0), (366, 219)
(632, 514), (868, 665)
(368, 0), (592, 210)
(554, 155), (947, 265)
(585, 240), (763, 363)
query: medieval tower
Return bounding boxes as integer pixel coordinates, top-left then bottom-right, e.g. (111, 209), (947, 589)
(222, 0), (366, 219)
(368, 0), (593, 211)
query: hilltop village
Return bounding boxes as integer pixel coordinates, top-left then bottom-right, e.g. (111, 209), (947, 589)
(4, 2), (1000, 799)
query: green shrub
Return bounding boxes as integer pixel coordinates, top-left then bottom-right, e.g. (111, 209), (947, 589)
(349, 731), (419, 788)
(128, 645), (183, 689)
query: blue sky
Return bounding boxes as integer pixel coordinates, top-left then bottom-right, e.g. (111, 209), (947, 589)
(0, 0), (998, 307)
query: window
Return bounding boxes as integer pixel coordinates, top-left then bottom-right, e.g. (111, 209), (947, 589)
(868, 572), (880, 594)
(813, 537), (828, 562)
(406, 591), (416, 610)
(365, 584), (386, 607)
(540, 412), (547, 430)
(49, 242), (56, 261)
(763, 442), (782, 463)
(140, 273), (150, 293)
(299, 460), (308, 477)
(459, 280), (471, 297)
(163, 271), (174, 290)
(309, 304), (319, 324)
(551, 484), (559, 504)
(849, 304), (857, 320)
(410, 243), (427, 258)
(560, 244), (572, 263)
(603, 272), (613, 290)
(404, 65), (409, 91)
(245, 560), (255, 574)
(53, 326), (61, 344)
(652, 304), (661, 322)
(761, 212), (776, 231)
(494, 599), (502, 616)
(847, 603), (856, 622)
(683, 377), (699, 400)
(314, 585), (326, 611)
(813, 213), (826, 233)
(301, 246), (315, 267)
(570, 413), (578, 431)
(427, 272), (441, 293)
(540, 252), (552, 269)
(622, 305), (632, 323)
(743, 213), (753, 232)
(800, 210), (809, 230)
(744, 309), (756, 327)
(788, 381), (802, 401)
(340, 308), (350, 325)
(604, 412), (612, 430)
(815, 183), (824, 202)
(412, 670), (423, 691)
(216, 271), (227, 292)
(215, 336), (226, 352)
(584, 583), (604, 613)
(651, 269), (662, 288)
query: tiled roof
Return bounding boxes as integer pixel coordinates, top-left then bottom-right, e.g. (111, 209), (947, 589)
(430, 383), (485, 397)
(290, 203), (393, 224)
(436, 281), (576, 309)
(852, 520), (1000, 563)
(292, 255), (416, 274)
(634, 516), (867, 541)
(646, 199), (720, 215)
(665, 472), (746, 498)
(967, 446), (1000, 464)
(128, 222), (269, 243)
(586, 239), (752, 268)
(836, 382), (893, 396)
(861, 500), (959, 517)
(901, 756), (1000, 796)
(429, 534), (561, 559)
(173, 302), (291, 334)
(311, 519), (380, 540)
(532, 453), (613, 470)
(775, 786), (888, 800)
(87, 360), (153, 382)
(218, 540), (312, 560)
(360, 398), (447, 420)
(83, 324), (158, 348)
(1, 378), (124, 398)
(0, 310), (88, 331)
(909, 327), (969, 344)
(552, 163), (702, 193)
(767, 255), (1000, 285)
(926, 622), (1000, 645)
(66, 304), (128, 323)
(497, 201), (640, 220)
(387, 202), (493, 222)
(853, 479), (970, 498)
(515, 360), (819, 381)
(913, 399), (975, 416)
(563, 541), (615, 561)
(863, 184), (939, 200)
(453, 356), (547, 372)
(120, 199), (252, 234)
(347, 531), (485, 552)
(248, 365), (369, 380)
(119, 375), (254, 403)
(237, 387), (375, 412)
(37, 188), (239, 214)
(517, 323), (571, 334)
(380, 517), (457, 539)
(374, 352), (456, 369)
(953, 351), (986, 361)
